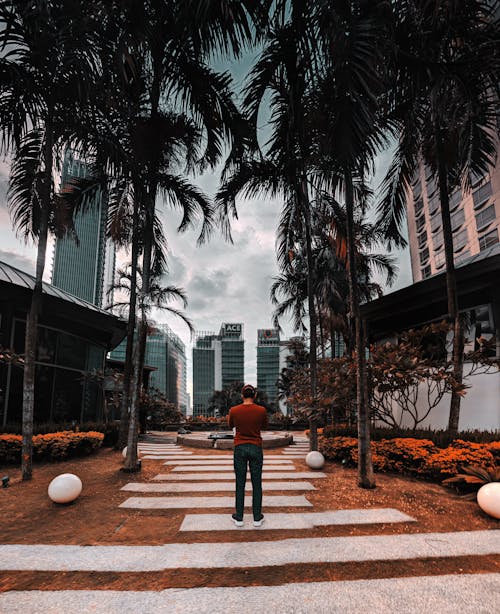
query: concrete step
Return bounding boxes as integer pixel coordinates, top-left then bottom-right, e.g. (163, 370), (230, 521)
(121, 481), (316, 493)
(171, 465), (297, 472)
(153, 472), (327, 480)
(179, 508), (416, 531)
(0, 531), (497, 571)
(119, 495), (312, 510)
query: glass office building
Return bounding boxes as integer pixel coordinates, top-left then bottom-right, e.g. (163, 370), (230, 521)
(110, 323), (187, 414)
(192, 323), (244, 416)
(0, 260), (126, 426)
(52, 150), (115, 307)
(257, 329), (281, 410)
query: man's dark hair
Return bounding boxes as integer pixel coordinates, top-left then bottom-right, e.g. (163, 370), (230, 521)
(241, 384), (256, 398)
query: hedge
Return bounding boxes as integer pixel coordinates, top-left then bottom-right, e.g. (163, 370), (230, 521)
(318, 436), (498, 481)
(0, 431), (104, 464)
(321, 426), (499, 447)
(2, 422), (119, 447)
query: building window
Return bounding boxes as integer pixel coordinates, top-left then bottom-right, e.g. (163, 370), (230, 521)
(417, 230), (427, 249)
(416, 213), (426, 233)
(455, 250), (470, 265)
(414, 197), (424, 216)
(451, 208), (465, 232)
(473, 181), (492, 210)
(427, 189), (440, 216)
(470, 170), (486, 187)
(419, 247), (430, 265)
(421, 264), (432, 279)
(479, 228), (499, 251)
(475, 204), (496, 231)
(449, 189), (462, 211)
(413, 179), (422, 199)
(434, 250), (445, 268)
(433, 229), (444, 250)
(453, 227), (468, 252)
(430, 213), (441, 233)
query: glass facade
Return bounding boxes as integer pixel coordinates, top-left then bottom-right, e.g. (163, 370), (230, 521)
(2, 319), (106, 426)
(257, 329), (280, 409)
(192, 323), (244, 416)
(110, 324), (187, 413)
(52, 151), (114, 307)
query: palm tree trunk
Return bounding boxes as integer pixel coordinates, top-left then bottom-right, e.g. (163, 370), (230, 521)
(124, 193), (154, 471)
(117, 194), (140, 449)
(345, 170), (375, 489)
(317, 299), (326, 359)
(21, 125), (53, 481)
(301, 181), (319, 452)
(435, 123), (464, 434)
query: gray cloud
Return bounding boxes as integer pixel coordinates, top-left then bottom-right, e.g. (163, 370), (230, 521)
(0, 248), (35, 274)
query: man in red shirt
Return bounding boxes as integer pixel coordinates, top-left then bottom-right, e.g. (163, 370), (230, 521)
(228, 384), (268, 527)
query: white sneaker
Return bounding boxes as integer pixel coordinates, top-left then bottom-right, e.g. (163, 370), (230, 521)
(232, 514), (244, 527)
(253, 516), (265, 527)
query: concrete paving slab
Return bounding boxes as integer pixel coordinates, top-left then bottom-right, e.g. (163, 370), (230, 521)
(3, 574), (498, 614)
(171, 465), (297, 472)
(119, 495), (312, 509)
(1, 531), (498, 572)
(180, 508), (415, 531)
(141, 455), (197, 459)
(153, 472), (327, 480)
(163, 459), (294, 465)
(143, 454), (228, 460)
(121, 481), (316, 493)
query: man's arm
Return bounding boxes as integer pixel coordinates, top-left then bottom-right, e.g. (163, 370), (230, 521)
(228, 409), (234, 428)
(262, 408), (268, 430)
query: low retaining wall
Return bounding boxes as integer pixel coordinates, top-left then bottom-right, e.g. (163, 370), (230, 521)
(177, 433), (294, 449)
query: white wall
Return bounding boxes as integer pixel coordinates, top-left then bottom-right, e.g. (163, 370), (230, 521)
(376, 369), (500, 431)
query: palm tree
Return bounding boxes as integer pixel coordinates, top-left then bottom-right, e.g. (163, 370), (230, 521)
(0, 0), (102, 479)
(110, 1), (266, 471)
(376, 0), (499, 433)
(109, 263), (193, 420)
(303, 0), (392, 488)
(217, 0), (326, 451)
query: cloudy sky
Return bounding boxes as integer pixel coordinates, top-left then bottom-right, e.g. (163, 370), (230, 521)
(0, 50), (413, 400)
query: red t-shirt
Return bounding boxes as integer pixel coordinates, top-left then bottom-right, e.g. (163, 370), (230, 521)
(228, 403), (268, 447)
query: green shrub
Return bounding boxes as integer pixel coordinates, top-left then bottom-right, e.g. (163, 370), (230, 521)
(0, 431), (104, 464)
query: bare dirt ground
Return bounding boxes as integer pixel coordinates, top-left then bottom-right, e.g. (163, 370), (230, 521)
(0, 443), (498, 592)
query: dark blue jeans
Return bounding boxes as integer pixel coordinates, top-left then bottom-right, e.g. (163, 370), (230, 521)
(233, 443), (263, 520)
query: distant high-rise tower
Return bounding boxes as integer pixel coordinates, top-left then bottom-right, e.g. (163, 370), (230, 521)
(406, 153), (500, 282)
(110, 323), (188, 414)
(257, 328), (281, 409)
(192, 323), (244, 416)
(52, 151), (115, 307)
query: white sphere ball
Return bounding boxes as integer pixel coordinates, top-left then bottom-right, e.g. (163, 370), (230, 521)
(306, 451), (325, 469)
(477, 482), (500, 519)
(48, 473), (82, 504)
(122, 446), (127, 458)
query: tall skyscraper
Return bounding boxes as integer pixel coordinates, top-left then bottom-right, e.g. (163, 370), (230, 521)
(406, 155), (500, 282)
(52, 150), (115, 307)
(257, 328), (281, 409)
(192, 322), (244, 416)
(110, 323), (188, 414)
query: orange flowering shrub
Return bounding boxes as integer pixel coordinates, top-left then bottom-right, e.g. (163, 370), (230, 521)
(319, 436), (357, 463)
(486, 441), (500, 462)
(423, 440), (496, 480)
(305, 428), (324, 438)
(0, 431), (104, 464)
(319, 435), (497, 481)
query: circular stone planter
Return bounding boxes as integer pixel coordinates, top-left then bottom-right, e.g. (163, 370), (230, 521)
(477, 482), (500, 519)
(177, 432), (293, 450)
(48, 473), (82, 504)
(305, 451), (325, 469)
